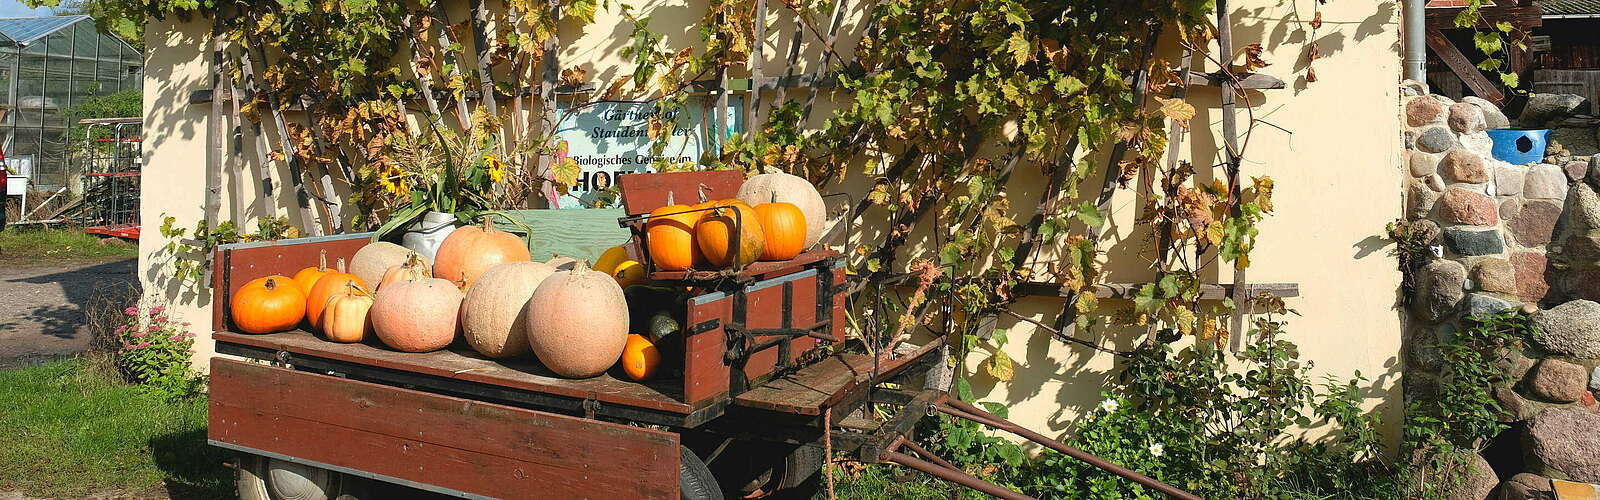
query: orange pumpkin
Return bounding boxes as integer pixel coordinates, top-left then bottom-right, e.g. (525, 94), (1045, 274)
(320, 282), (373, 343)
(305, 258), (368, 331)
(291, 250), (336, 296)
(754, 202), (806, 261)
(618, 334), (661, 381)
(646, 193), (704, 271)
(231, 275), (306, 334)
(696, 200), (765, 267)
(433, 216), (532, 290)
(377, 251), (431, 292)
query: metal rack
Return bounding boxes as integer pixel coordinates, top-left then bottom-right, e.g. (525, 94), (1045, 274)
(78, 116), (140, 239)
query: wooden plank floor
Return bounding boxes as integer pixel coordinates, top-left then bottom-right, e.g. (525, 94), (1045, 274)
(734, 342), (941, 415)
(215, 331), (691, 414)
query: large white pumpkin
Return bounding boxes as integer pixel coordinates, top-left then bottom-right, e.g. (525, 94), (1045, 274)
(461, 261), (556, 358)
(349, 241), (428, 291)
(524, 264), (629, 378)
(736, 171), (828, 248)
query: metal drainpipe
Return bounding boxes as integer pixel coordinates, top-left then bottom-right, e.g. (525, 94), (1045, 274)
(1404, 0), (1427, 82)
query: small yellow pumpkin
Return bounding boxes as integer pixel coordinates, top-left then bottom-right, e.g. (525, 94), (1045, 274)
(320, 282), (374, 343)
(612, 260), (647, 288)
(594, 245), (630, 274)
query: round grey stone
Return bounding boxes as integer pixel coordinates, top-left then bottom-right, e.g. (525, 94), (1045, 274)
(1449, 102), (1489, 134)
(1464, 293), (1516, 317)
(1530, 299), (1600, 358)
(1417, 127), (1458, 153)
(1497, 473), (1553, 500)
(1517, 93), (1589, 126)
(1445, 229), (1505, 256)
(1411, 150), (1441, 178)
(1463, 96), (1510, 130)
(1410, 182), (1440, 220)
(1415, 260), (1468, 322)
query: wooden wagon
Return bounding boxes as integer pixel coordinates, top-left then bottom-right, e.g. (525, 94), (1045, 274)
(205, 171), (1197, 499)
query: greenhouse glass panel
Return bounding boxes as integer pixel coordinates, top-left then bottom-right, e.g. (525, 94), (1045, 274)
(0, 16), (143, 190)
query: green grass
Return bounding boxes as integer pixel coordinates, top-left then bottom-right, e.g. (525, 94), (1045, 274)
(0, 227), (138, 262)
(815, 464), (969, 499)
(0, 359), (231, 498)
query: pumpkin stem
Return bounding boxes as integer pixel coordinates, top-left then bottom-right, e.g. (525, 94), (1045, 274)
(317, 250), (328, 272)
(346, 280), (370, 297)
(335, 257), (347, 273)
(696, 183), (710, 204)
(264, 277), (278, 290)
(666, 191), (675, 206)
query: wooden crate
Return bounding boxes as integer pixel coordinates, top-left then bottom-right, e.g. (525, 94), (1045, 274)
(212, 223), (847, 417)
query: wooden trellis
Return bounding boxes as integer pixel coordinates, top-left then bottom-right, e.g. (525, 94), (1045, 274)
(191, 0), (1297, 351)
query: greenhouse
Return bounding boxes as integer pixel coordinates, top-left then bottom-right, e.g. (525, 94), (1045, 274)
(0, 15), (143, 190)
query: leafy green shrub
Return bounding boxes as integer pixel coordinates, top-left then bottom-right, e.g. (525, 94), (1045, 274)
(112, 303), (202, 399)
(915, 319), (1394, 499)
(1402, 309), (1533, 498)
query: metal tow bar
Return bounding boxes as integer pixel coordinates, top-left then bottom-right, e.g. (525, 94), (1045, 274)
(858, 390), (1202, 500)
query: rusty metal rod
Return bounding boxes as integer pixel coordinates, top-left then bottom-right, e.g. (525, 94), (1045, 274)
(935, 404), (1011, 430)
(881, 450), (1035, 500)
(898, 438), (959, 472)
(943, 399), (1202, 500)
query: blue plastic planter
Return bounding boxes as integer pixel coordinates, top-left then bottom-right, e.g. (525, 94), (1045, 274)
(1486, 128), (1549, 165)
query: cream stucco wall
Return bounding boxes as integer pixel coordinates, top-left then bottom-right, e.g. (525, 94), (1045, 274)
(140, 1), (1405, 443)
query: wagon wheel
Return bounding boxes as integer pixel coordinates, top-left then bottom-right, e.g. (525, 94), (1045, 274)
(680, 445), (725, 500)
(236, 454), (352, 500)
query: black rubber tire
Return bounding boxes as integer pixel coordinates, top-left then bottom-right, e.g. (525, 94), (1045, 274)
(680, 445), (725, 500)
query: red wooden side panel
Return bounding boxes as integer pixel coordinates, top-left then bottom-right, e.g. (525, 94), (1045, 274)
(680, 263), (846, 406)
(211, 234), (370, 331)
(618, 170), (744, 215)
(209, 358), (681, 499)
(684, 297), (733, 404)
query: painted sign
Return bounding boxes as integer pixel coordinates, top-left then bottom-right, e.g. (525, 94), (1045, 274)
(553, 96), (742, 208)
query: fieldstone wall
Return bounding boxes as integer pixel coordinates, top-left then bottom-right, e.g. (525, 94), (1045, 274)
(1400, 81), (1600, 498)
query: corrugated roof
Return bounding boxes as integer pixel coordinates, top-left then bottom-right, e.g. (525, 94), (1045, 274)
(0, 15), (86, 45)
(1539, 0), (1600, 16)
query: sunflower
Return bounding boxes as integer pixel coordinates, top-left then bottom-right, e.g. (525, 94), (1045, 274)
(484, 154), (507, 183)
(378, 166), (410, 195)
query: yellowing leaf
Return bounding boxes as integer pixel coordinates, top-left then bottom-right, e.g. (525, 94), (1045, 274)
(1205, 221), (1225, 246)
(1173, 306), (1195, 335)
(867, 183), (892, 205)
(1252, 176), (1275, 212)
(983, 351), (1015, 382)
(552, 157), (582, 191)
(1155, 96), (1195, 129)
(1006, 30), (1032, 67)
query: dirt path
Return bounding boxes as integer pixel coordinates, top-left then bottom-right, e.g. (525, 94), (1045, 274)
(0, 258), (138, 365)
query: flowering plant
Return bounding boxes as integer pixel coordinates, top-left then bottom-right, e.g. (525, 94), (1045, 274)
(113, 304), (202, 399)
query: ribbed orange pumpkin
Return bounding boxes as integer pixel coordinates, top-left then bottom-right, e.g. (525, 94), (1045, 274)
(291, 250), (336, 296)
(320, 282), (373, 343)
(231, 275), (305, 334)
(646, 193), (703, 271)
(433, 217), (532, 291)
(754, 202), (806, 261)
(305, 258), (367, 331)
(377, 252), (431, 293)
(696, 200), (765, 267)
